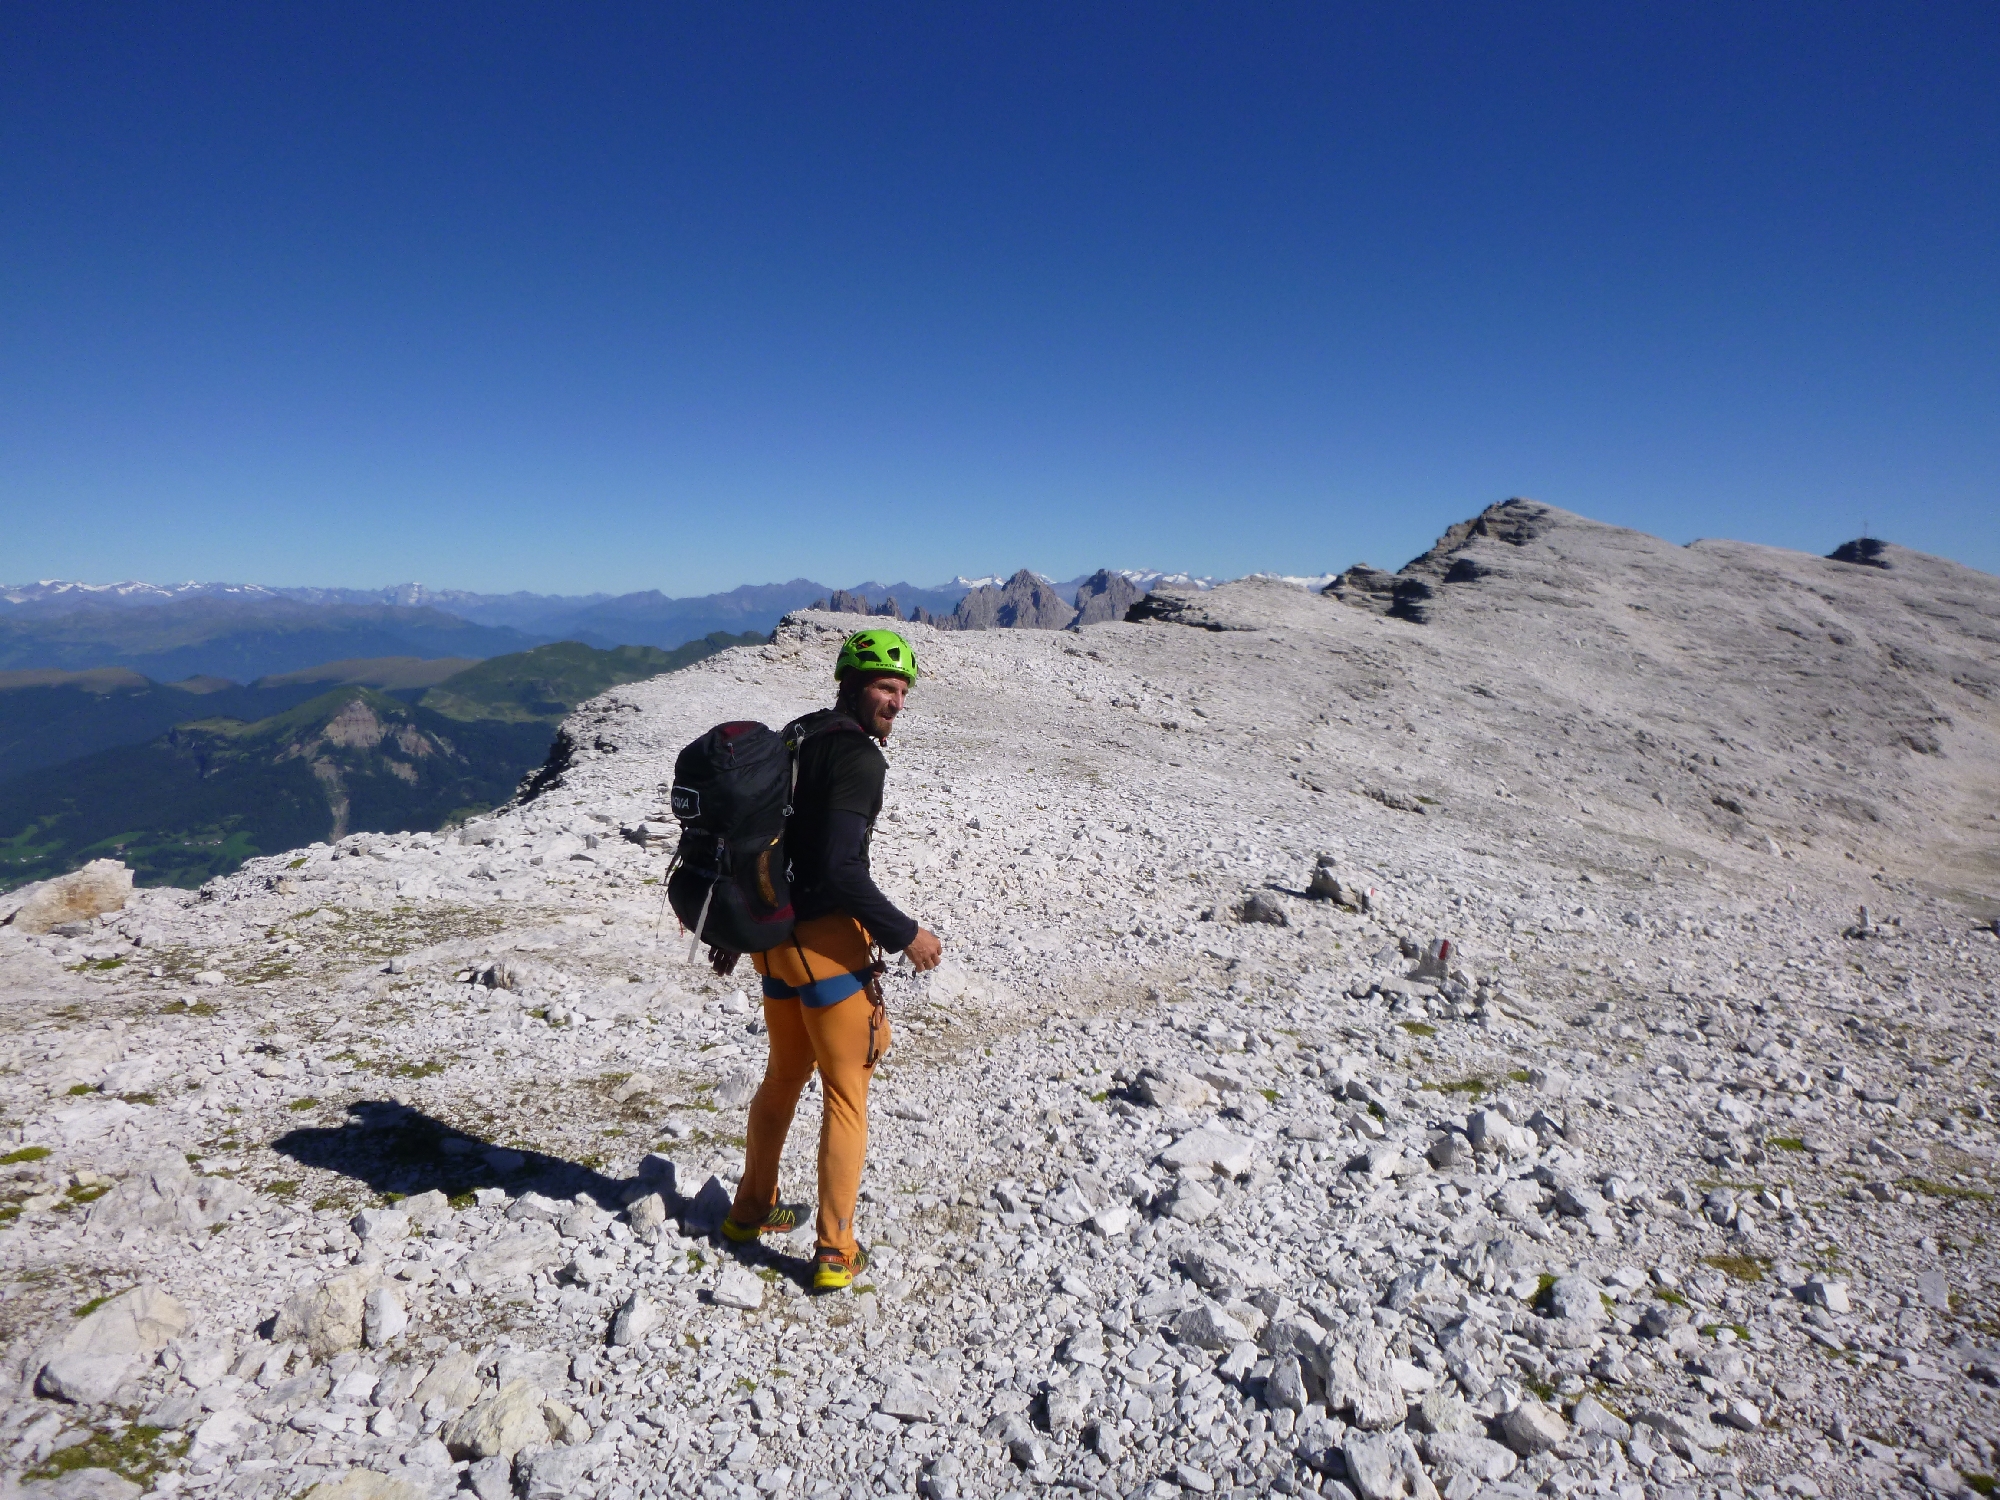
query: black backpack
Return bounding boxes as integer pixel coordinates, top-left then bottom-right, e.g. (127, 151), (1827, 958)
(665, 712), (862, 955)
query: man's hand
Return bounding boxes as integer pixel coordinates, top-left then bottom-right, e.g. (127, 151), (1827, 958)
(903, 929), (942, 972)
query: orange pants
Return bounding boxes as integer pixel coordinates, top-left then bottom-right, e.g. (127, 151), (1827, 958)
(731, 916), (890, 1256)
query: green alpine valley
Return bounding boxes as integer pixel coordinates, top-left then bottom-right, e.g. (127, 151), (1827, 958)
(0, 635), (756, 889)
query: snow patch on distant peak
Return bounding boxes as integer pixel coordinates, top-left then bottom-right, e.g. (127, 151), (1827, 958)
(1115, 570), (1218, 592)
(1, 579), (285, 605)
(1246, 572), (1339, 591)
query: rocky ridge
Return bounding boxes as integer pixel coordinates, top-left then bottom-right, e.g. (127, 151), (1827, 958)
(2, 502), (1998, 1500)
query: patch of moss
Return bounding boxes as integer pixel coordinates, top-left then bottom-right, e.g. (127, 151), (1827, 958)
(1963, 1474), (1994, 1497)
(24, 1422), (186, 1488)
(1656, 1288), (1688, 1307)
(1506, 1068), (1532, 1083)
(1902, 1176), (1994, 1202)
(64, 1181), (110, 1207)
(73, 1293), (113, 1318)
(287, 857), (308, 870)
(160, 999), (218, 1017)
(286, 1097), (320, 1112)
(1397, 1021), (1438, 1038)
(448, 1191), (477, 1210)
(117, 1093), (157, 1106)
(1703, 1254), (1771, 1283)
(1, 1146), (51, 1164)
(1259, 1088), (1280, 1104)
(1429, 1077), (1488, 1097)
(66, 1084), (96, 1097)
(390, 1059), (447, 1079)
(1768, 1136), (1807, 1153)
(263, 1180), (299, 1199)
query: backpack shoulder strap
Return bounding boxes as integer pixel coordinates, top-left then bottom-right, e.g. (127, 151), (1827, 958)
(780, 710), (867, 815)
(783, 708), (865, 747)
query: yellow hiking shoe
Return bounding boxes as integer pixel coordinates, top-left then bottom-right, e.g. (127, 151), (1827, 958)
(719, 1204), (806, 1243)
(812, 1245), (868, 1294)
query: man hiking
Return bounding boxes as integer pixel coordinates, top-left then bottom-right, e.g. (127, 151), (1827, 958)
(718, 628), (942, 1292)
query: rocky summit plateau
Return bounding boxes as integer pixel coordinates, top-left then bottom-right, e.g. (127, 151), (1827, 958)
(3, 499), (1998, 1500)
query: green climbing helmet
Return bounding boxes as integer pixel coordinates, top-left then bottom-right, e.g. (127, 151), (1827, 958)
(835, 628), (919, 684)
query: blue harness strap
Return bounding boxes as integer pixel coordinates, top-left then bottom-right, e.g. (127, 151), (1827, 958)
(760, 969), (870, 1009)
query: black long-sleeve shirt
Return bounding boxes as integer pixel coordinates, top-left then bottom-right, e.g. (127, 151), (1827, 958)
(787, 712), (920, 952)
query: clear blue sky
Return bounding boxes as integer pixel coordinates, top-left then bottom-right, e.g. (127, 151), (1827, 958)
(4, 3), (1995, 594)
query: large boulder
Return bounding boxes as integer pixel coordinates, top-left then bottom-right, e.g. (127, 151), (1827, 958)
(1342, 1429), (1441, 1500)
(1421, 1429), (1519, 1483)
(610, 1292), (661, 1347)
(1174, 1300), (1250, 1351)
(363, 1285), (409, 1347)
(1324, 1328), (1405, 1430)
(274, 1272), (374, 1360)
(462, 1223), (562, 1287)
(516, 1443), (607, 1500)
(20, 1469), (144, 1500)
(1500, 1399), (1569, 1455)
(412, 1348), (485, 1415)
(2, 860), (133, 934)
(445, 1381), (553, 1460)
(35, 1352), (144, 1406)
(36, 1285), (188, 1406)
(303, 1472), (426, 1500)
(1157, 1126), (1255, 1176)
(86, 1155), (253, 1236)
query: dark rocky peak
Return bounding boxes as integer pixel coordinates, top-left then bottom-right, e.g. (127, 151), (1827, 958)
(1399, 496), (1559, 580)
(1071, 570), (1142, 628)
(1325, 497), (1569, 623)
(1828, 537), (1894, 570)
(810, 589), (910, 621)
(948, 570), (1077, 631)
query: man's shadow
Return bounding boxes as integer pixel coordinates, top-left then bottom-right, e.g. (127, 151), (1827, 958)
(271, 1100), (640, 1211)
(271, 1101), (821, 1290)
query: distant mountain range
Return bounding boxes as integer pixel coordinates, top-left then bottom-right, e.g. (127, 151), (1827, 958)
(0, 560), (1251, 893)
(0, 569), (1219, 678)
(0, 599), (545, 683)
